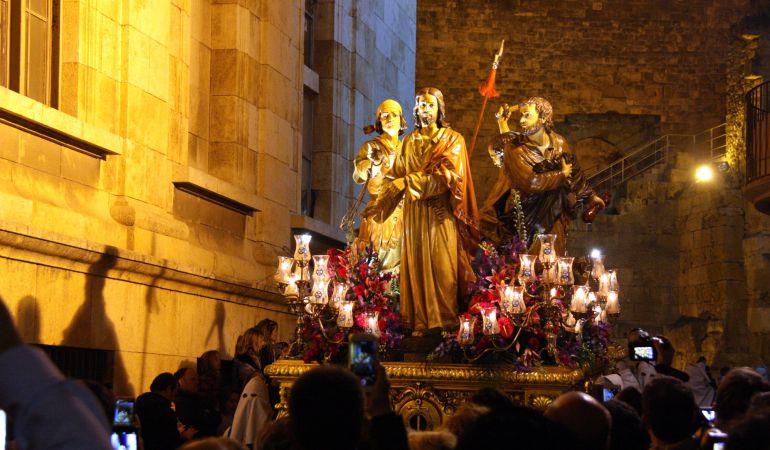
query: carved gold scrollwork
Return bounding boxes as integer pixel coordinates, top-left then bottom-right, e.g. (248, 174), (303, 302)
(529, 394), (555, 411)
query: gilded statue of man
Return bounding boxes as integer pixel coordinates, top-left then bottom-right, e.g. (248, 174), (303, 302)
(352, 99), (406, 273)
(480, 97), (605, 255)
(364, 88), (479, 335)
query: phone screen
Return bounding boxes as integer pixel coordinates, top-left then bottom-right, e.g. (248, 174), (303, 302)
(713, 443), (725, 450)
(1, 409), (6, 450)
(110, 431), (138, 450)
(113, 399), (135, 428)
(632, 346), (655, 361)
(701, 407), (716, 423)
(349, 338), (377, 387)
(603, 387), (618, 402)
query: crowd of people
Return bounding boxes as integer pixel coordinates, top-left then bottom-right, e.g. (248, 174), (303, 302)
(2, 292), (770, 450)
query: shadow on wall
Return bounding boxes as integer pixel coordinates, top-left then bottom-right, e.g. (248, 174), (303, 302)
(204, 301), (228, 357)
(17, 295), (40, 343)
(61, 246), (133, 396)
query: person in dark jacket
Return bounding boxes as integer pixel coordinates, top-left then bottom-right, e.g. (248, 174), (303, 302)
(174, 367), (221, 438)
(136, 372), (196, 450)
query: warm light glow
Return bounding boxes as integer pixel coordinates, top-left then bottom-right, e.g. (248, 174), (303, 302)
(598, 273), (610, 295)
(518, 254), (536, 284)
(537, 234), (557, 265)
(590, 249), (602, 260)
(591, 253), (605, 279)
(457, 316), (476, 345)
(337, 301), (354, 328)
(330, 282), (348, 310)
(499, 285), (526, 315)
(365, 311), (380, 337)
(275, 256), (293, 283)
(293, 234), (312, 262)
(557, 256), (575, 285)
(310, 278), (329, 304)
(606, 291), (620, 314)
(284, 275), (299, 297)
(312, 255), (330, 279)
(482, 307), (500, 335)
(695, 164), (714, 182)
(571, 286), (589, 313)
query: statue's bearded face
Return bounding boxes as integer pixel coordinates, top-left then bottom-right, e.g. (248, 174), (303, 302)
(415, 94), (439, 127)
(519, 103), (543, 136)
(379, 110), (401, 137)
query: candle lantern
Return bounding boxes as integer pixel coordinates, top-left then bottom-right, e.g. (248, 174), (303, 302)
(605, 291), (620, 314)
(284, 275), (299, 297)
(543, 262), (559, 284)
(457, 316), (477, 346)
(608, 270), (619, 292)
(498, 285), (526, 315)
(591, 252), (605, 279)
(330, 282), (348, 310)
(275, 256), (293, 284)
(365, 311), (381, 337)
(310, 278), (329, 305)
(588, 291), (597, 305)
(293, 234), (312, 262)
(571, 285), (589, 313)
(482, 307), (500, 335)
(537, 234), (557, 266)
(311, 255), (330, 280)
(518, 254), (536, 284)
(557, 257), (575, 286)
(598, 273), (610, 296)
(337, 301), (354, 328)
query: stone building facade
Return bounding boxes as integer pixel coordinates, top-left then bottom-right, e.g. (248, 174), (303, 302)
(0, 0), (415, 396)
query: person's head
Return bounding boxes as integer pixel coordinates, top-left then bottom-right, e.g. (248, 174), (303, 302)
(175, 367), (199, 393)
(642, 377), (698, 445)
(748, 391), (770, 417)
(716, 367), (770, 430)
(652, 335), (675, 366)
(604, 399), (649, 450)
(288, 365), (364, 450)
(150, 372), (178, 401)
(725, 413), (770, 450)
(441, 403), (490, 441)
(219, 387), (240, 416)
(199, 350), (221, 374)
(408, 431), (457, 450)
(177, 437), (246, 450)
(469, 387), (517, 413)
(518, 96), (553, 135)
(413, 87), (447, 129)
(544, 391), (611, 450)
(237, 327), (261, 357)
(615, 386), (643, 416)
(255, 319), (279, 346)
(455, 405), (571, 450)
(373, 99), (407, 137)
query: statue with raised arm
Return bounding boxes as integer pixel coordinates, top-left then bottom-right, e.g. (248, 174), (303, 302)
(363, 88), (479, 336)
(480, 97), (605, 255)
(352, 100), (406, 273)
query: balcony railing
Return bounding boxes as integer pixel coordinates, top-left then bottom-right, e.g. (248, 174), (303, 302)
(747, 81), (770, 183)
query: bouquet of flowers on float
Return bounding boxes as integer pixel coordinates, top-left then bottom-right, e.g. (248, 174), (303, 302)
(299, 244), (403, 363)
(430, 237), (614, 376)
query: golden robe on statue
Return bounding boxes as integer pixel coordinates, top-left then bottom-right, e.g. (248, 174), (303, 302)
(374, 127), (479, 333)
(353, 135), (403, 272)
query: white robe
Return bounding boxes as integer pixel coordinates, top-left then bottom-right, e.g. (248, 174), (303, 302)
(225, 375), (273, 447)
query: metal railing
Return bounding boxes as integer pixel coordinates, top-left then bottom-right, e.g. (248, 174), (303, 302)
(588, 123), (727, 194)
(747, 81), (770, 183)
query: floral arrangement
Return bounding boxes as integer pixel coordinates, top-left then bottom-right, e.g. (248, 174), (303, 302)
(298, 244), (403, 363)
(430, 238), (613, 376)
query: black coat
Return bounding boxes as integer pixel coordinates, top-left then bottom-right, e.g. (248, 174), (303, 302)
(135, 392), (183, 450)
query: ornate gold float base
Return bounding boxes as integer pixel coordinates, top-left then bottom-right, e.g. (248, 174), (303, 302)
(264, 360), (584, 430)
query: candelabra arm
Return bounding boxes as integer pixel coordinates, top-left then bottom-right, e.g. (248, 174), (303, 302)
(316, 316), (347, 345)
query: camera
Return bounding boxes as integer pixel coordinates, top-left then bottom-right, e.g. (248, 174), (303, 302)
(349, 333), (379, 387)
(111, 398), (138, 450)
(628, 328), (657, 362)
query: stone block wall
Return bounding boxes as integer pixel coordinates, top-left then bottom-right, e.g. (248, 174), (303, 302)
(417, 0), (751, 202)
(0, 0), (416, 395)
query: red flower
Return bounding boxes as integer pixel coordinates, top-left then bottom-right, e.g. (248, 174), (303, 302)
(498, 316), (514, 338)
(353, 284), (367, 298)
(358, 263), (369, 278)
(355, 313), (366, 329)
(336, 266), (348, 280)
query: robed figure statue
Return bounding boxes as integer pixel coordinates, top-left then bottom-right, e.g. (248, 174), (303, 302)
(480, 97), (605, 256)
(352, 99), (407, 273)
(364, 88), (479, 335)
